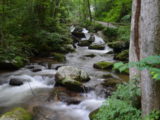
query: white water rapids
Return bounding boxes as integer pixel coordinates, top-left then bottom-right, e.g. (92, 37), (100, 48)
(0, 28), (116, 120)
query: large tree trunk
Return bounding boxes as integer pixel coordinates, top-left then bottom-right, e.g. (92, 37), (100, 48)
(140, 0), (160, 116)
(130, 0), (160, 116)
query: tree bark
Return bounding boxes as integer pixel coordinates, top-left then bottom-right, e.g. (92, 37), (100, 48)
(129, 0), (141, 79)
(140, 0), (160, 116)
(130, 0), (160, 116)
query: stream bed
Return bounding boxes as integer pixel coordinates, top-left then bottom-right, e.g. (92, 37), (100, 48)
(0, 28), (128, 120)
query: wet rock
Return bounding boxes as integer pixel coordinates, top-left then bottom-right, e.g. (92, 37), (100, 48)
(93, 61), (114, 70)
(32, 68), (42, 72)
(89, 34), (95, 42)
(102, 73), (114, 78)
(108, 40), (129, 53)
(78, 39), (92, 46)
(102, 78), (123, 87)
(0, 62), (19, 70)
(49, 87), (84, 105)
(0, 107), (32, 120)
(72, 27), (85, 38)
(33, 106), (57, 120)
(84, 54), (96, 58)
(114, 50), (129, 61)
(56, 66), (90, 82)
(55, 66), (90, 92)
(89, 43), (105, 50)
(9, 78), (24, 86)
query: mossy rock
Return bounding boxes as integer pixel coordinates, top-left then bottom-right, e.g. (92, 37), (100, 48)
(78, 40), (92, 46)
(55, 66), (90, 92)
(89, 43), (105, 50)
(52, 53), (66, 62)
(0, 107), (32, 120)
(102, 73), (114, 78)
(0, 56), (27, 70)
(102, 78), (123, 87)
(93, 61), (114, 70)
(114, 50), (129, 61)
(108, 41), (129, 53)
(84, 54), (96, 58)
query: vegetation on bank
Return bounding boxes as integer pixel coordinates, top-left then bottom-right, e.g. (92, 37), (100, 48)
(95, 0), (132, 23)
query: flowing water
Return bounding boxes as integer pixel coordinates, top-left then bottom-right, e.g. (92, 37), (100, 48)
(0, 28), (127, 120)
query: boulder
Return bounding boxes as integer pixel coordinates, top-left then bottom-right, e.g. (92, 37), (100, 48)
(49, 87), (84, 105)
(84, 54), (96, 58)
(108, 40), (129, 53)
(102, 78), (123, 87)
(114, 50), (129, 61)
(89, 43), (105, 50)
(0, 107), (32, 120)
(78, 39), (92, 46)
(9, 78), (24, 86)
(55, 66), (90, 92)
(72, 27), (85, 38)
(93, 61), (114, 70)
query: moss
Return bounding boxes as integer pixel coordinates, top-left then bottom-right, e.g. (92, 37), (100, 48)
(114, 50), (129, 61)
(52, 53), (66, 62)
(93, 61), (114, 70)
(89, 44), (105, 50)
(108, 41), (129, 53)
(0, 107), (32, 120)
(102, 78), (122, 87)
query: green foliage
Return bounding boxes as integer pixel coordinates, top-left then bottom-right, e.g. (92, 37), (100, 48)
(103, 27), (118, 38)
(93, 81), (141, 120)
(114, 56), (160, 81)
(95, 0), (132, 23)
(145, 110), (160, 120)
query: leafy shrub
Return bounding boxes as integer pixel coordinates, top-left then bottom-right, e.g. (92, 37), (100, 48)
(114, 56), (160, 81)
(94, 24), (105, 32)
(103, 27), (118, 38)
(145, 110), (160, 120)
(95, 0), (132, 23)
(92, 80), (141, 120)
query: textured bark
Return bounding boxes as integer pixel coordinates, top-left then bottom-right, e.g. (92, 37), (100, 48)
(140, 0), (160, 116)
(129, 0), (141, 79)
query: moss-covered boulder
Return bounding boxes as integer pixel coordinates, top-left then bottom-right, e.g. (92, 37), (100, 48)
(55, 66), (90, 92)
(0, 107), (32, 120)
(89, 43), (105, 50)
(93, 61), (114, 70)
(114, 50), (129, 61)
(108, 41), (129, 53)
(52, 53), (66, 62)
(102, 78), (123, 87)
(78, 39), (92, 46)
(0, 56), (27, 70)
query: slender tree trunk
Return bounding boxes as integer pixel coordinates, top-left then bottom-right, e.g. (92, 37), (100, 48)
(86, 0), (92, 22)
(140, 0), (160, 116)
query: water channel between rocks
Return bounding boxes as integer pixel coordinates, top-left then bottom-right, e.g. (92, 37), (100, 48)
(0, 28), (128, 120)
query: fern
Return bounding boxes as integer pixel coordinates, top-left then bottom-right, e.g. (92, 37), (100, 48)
(114, 56), (160, 80)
